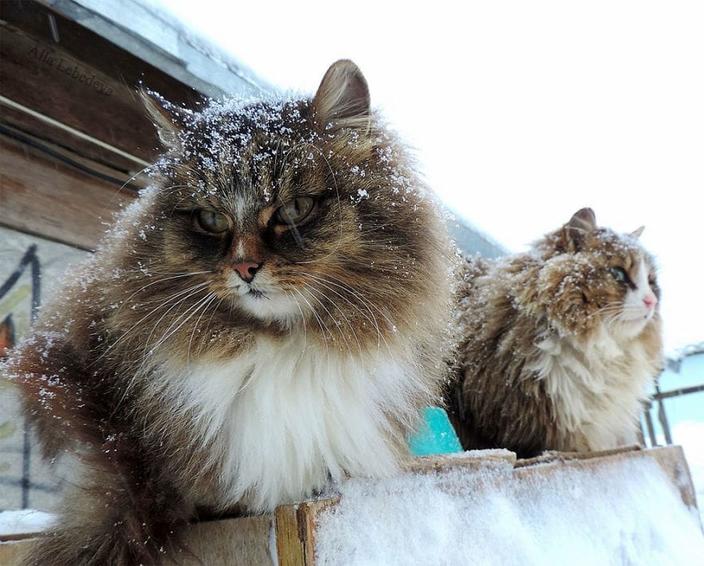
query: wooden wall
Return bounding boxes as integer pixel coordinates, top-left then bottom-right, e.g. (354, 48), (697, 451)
(0, 0), (203, 250)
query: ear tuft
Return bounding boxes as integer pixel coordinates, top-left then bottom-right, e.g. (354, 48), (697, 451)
(139, 88), (183, 151)
(560, 207), (597, 252)
(312, 60), (370, 131)
(567, 208), (597, 234)
(630, 226), (645, 239)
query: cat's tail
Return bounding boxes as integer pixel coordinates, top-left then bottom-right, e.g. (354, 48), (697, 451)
(19, 455), (193, 566)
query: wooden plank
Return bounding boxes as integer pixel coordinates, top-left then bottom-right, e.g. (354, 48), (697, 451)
(180, 515), (273, 566)
(0, 1), (202, 167)
(513, 445), (698, 512)
(298, 500), (338, 566)
(0, 516), (273, 566)
(0, 121), (147, 192)
(275, 505), (306, 566)
(0, 134), (133, 250)
(407, 449), (517, 474)
(0, 540), (31, 565)
(275, 499), (338, 566)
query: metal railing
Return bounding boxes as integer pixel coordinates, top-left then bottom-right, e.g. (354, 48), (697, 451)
(642, 380), (704, 447)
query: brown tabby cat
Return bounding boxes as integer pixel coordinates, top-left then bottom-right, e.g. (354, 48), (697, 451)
(451, 208), (663, 457)
(4, 60), (455, 565)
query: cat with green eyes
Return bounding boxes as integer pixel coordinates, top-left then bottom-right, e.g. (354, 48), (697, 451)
(6, 60), (455, 565)
(450, 208), (664, 457)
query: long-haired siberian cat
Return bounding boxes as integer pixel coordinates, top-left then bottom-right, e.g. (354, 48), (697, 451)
(451, 208), (663, 457)
(5, 60), (454, 565)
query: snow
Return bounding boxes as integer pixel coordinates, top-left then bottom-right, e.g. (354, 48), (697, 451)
(0, 510), (55, 536)
(315, 458), (704, 566)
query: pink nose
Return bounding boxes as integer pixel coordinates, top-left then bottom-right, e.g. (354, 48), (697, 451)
(643, 294), (657, 309)
(233, 261), (261, 283)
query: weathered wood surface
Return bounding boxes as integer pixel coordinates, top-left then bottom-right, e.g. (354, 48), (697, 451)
(0, 1), (201, 168)
(180, 515), (273, 566)
(0, 515), (274, 566)
(275, 499), (338, 566)
(0, 135), (133, 250)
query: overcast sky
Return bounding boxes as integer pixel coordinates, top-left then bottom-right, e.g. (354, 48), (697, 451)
(151, 0), (703, 353)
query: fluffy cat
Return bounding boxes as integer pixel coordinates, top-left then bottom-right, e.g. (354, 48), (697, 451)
(450, 208), (663, 457)
(4, 60), (455, 565)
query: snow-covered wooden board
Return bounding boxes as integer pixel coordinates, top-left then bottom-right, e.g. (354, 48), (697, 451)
(275, 445), (701, 566)
(1, 445), (699, 565)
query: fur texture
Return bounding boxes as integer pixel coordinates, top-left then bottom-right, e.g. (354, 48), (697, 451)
(451, 208), (663, 457)
(4, 60), (455, 565)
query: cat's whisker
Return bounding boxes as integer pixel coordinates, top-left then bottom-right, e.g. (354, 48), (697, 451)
(112, 161), (158, 198)
(291, 288), (329, 349)
(119, 271), (213, 310)
(148, 291), (216, 356)
(92, 282), (211, 365)
(141, 283), (214, 349)
(314, 272), (398, 336)
(123, 283), (211, 352)
(109, 288), (211, 414)
(303, 274), (379, 349)
(289, 142), (345, 265)
(304, 282), (362, 356)
(300, 284), (355, 356)
(285, 290), (308, 352)
(202, 296), (226, 344)
(187, 294), (219, 363)
(302, 273), (390, 353)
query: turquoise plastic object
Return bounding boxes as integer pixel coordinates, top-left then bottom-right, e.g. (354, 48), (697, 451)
(408, 406), (463, 456)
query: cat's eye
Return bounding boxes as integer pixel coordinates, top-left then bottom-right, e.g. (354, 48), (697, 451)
(609, 267), (628, 283)
(274, 197), (316, 225)
(193, 209), (231, 234)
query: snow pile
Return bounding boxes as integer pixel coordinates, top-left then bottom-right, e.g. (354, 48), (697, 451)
(315, 458), (704, 566)
(0, 510), (55, 537)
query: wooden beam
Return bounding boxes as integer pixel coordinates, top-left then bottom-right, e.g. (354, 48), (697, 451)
(0, 134), (133, 250)
(275, 500), (338, 566)
(0, 516), (274, 566)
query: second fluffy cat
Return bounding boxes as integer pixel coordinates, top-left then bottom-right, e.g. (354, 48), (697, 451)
(451, 208), (663, 457)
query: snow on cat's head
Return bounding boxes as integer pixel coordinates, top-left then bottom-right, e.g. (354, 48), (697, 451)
(106, 60), (449, 357)
(534, 207), (661, 341)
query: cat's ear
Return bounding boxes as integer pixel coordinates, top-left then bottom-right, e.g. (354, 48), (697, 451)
(630, 226), (645, 239)
(561, 207), (597, 251)
(139, 88), (185, 152)
(313, 60), (371, 132)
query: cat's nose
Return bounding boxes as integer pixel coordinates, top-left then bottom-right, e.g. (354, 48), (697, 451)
(233, 261), (261, 283)
(643, 294), (657, 309)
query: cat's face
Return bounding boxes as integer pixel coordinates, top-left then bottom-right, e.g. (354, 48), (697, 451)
(120, 61), (443, 351)
(537, 208), (660, 338)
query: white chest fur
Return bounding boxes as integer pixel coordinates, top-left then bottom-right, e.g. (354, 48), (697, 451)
(530, 329), (654, 451)
(159, 336), (423, 512)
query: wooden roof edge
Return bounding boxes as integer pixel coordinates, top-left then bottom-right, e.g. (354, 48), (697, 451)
(36, 0), (275, 99)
